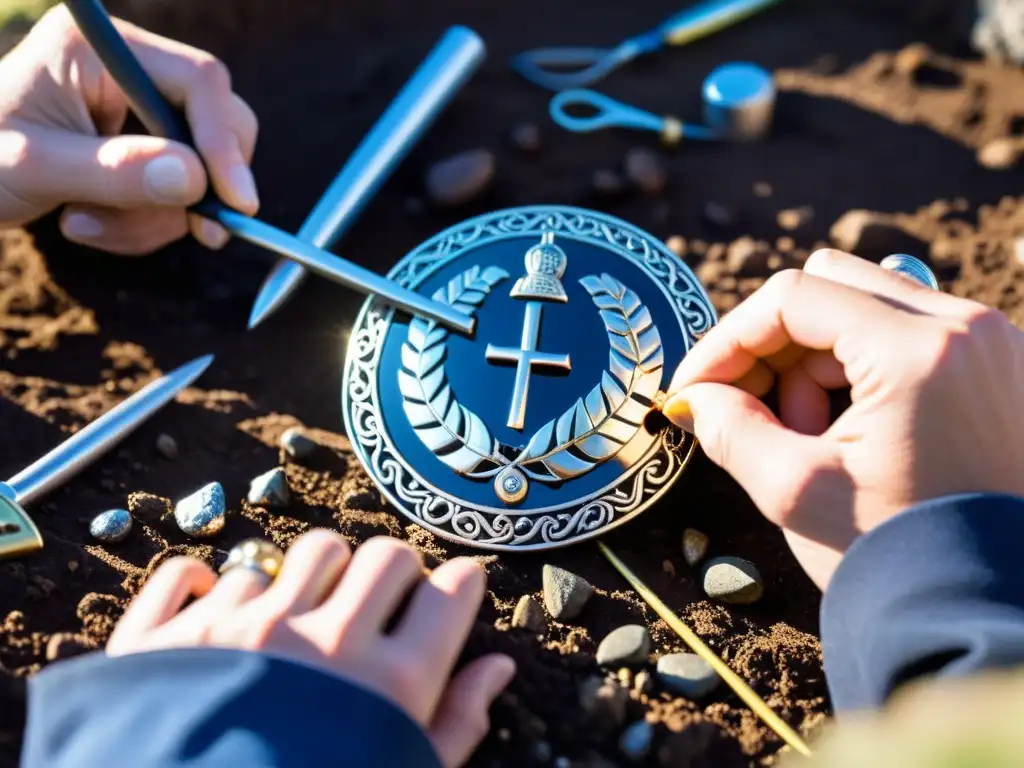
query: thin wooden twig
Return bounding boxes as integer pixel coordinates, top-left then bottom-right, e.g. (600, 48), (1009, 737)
(597, 541), (813, 758)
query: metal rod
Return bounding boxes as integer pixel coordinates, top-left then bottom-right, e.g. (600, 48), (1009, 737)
(61, 0), (474, 337)
(248, 26), (486, 329)
(7, 354), (214, 506)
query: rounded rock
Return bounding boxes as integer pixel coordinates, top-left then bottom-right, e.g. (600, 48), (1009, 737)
(542, 564), (593, 620)
(174, 482), (226, 538)
(280, 428), (316, 461)
(656, 653), (721, 698)
(596, 624), (651, 668)
(682, 528), (709, 567)
(89, 509), (132, 543)
(426, 149), (495, 207)
(624, 147), (667, 194)
(702, 556), (764, 604)
(619, 719), (654, 761)
(510, 122), (542, 152)
(155, 433), (178, 460)
(512, 595), (547, 634)
(247, 467), (290, 508)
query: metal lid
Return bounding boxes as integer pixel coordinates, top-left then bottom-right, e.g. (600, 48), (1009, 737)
(703, 62), (775, 111)
(341, 206), (717, 550)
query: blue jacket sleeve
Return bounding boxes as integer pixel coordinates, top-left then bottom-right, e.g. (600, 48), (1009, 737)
(21, 647), (441, 768)
(821, 492), (1024, 712)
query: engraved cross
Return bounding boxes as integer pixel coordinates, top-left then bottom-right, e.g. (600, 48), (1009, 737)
(486, 301), (571, 430)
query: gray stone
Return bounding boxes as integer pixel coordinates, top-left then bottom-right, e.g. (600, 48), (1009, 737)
(512, 595), (547, 634)
(596, 625), (651, 668)
(702, 556), (764, 604)
(542, 564), (593, 620)
(155, 433), (178, 460)
(633, 669), (653, 695)
(280, 428), (316, 460)
(578, 675), (628, 728)
(619, 720), (653, 761)
(682, 528), (709, 567)
(174, 482), (226, 538)
(425, 149), (495, 207)
(247, 467), (290, 508)
(656, 653), (721, 698)
(89, 509), (132, 543)
(624, 147), (667, 194)
(510, 122), (542, 152)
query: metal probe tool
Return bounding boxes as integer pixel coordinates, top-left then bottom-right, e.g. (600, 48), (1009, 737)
(61, 0), (475, 337)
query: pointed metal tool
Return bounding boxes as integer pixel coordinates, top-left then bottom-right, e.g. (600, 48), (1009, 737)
(0, 354), (214, 559)
(62, 0), (475, 338)
(510, 0), (784, 92)
(248, 26), (485, 329)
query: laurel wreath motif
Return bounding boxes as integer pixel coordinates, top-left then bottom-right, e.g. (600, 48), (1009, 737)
(398, 267), (664, 485)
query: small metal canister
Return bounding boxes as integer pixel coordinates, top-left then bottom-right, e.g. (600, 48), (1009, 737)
(702, 62), (775, 141)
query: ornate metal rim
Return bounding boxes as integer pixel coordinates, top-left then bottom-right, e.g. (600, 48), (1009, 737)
(341, 206), (717, 551)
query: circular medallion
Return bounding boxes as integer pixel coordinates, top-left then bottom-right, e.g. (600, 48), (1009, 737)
(341, 206), (717, 550)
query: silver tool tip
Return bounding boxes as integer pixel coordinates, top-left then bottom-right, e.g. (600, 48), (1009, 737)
(247, 261), (306, 330)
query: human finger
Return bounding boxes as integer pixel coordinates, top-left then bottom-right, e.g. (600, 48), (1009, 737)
(313, 537), (425, 649)
(427, 655), (516, 768)
(778, 364), (831, 436)
(106, 557), (216, 653)
(668, 270), (911, 394)
(664, 381), (843, 526)
(392, 558), (487, 695)
(59, 204), (204, 255)
(109, 20), (260, 216)
(262, 529), (351, 615)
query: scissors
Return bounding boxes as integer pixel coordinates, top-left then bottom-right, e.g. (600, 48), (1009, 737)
(511, 0), (784, 91)
(1, 354), (213, 558)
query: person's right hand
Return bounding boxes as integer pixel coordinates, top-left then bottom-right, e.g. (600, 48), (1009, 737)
(105, 531), (515, 768)
(663, 249), (1024, 590)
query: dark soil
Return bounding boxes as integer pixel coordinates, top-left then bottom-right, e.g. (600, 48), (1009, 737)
(4, 0), (1024, 765)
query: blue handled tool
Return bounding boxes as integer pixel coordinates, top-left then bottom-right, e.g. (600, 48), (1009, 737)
(511, 0), (784, 91)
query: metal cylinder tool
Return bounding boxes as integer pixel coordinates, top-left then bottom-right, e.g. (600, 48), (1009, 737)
(62, 0), (476, 337)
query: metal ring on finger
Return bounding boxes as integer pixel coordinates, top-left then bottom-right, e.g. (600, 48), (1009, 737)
(880, 253), (940, 291)
(220, 538), (285, 582)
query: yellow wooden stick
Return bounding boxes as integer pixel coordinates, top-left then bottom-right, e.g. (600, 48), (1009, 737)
(597, 541), (813, 758)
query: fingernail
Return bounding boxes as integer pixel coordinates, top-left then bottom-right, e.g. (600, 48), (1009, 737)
(143, 155), (191, 204)
(199, 219), (230, 250)
(663, 394), (694, 432)
(486, 656), (516, 696)
(63, 212), (103, 239)
(228, 164), (259, 212)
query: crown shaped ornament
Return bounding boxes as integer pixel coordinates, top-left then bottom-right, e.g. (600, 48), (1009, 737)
(510, 232), (569, 303)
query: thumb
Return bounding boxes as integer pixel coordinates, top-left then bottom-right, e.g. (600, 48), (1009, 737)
(664, 382), (841, 526)
(427, 654), (515, 768)
(16, 126), (208, 209)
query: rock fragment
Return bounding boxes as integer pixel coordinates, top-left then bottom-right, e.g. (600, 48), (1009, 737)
(596, 625), (652, 668)
(89, 509), (132, 543)
(426, 149), (495, 206)
(682, 528), (709, 567)
(702, 556), (764, 604)
(656, 653), (721, 698)
(624, 147), (667, 194)
(280, 428), (316, 461)
(174, 482), (226, 538)
(542, 564), (593, 620)
(155, 433), (178, 460)
(247, 467), (290, 508)
(512, 595), (547, 634)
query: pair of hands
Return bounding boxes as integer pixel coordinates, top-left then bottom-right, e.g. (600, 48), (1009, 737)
(10, 6), (1024, 767)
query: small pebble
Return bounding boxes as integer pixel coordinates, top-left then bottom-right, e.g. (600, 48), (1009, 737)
(633, 669), (653, 695)
(829, 209), (927, 258)
(978, 137), (1020, 170)
(592, 168), (624, 195)
(542, 564), (593, 620)
(510, 122), (542, 152)
(682, 528), (709, 567)
(280, 428), (316, 460)
(753, 181), (773, 197)
(531, 741), (553, 763)
(619, 720), (654, 762)
(247, 467), (290, 508)
(617, 667), (632, 686)
(624, 147), (667, 194)
(596, 625), (651, 667)
(497, 728), (511, 742)
(578, 675), (628, 728)
(702, 556), (764, 604)
(512, 595), (547, 634)
(702, 201), (736, 229)
(777, 206), (814, 231)
(155, 433), (178, 460)
(664, 235), (686, 257)
(174, 482), (226, 538)
(662, 559), (676, 577)
(656, 653), (721, 698)
(726, 237), (772, 277)
(425, 148), (495, 207)
(89, 509), (132, 543)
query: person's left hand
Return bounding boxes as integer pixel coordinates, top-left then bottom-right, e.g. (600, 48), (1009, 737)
(0, 5), (259, 254)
